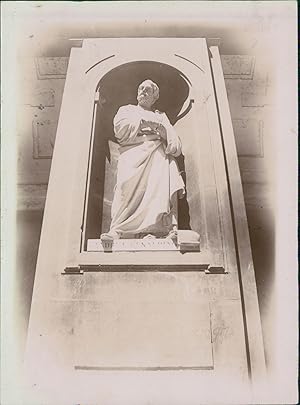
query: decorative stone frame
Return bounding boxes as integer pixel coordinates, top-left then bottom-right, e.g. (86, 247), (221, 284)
(47, 38), (235, 274)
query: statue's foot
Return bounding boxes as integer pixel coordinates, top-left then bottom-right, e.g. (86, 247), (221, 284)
(142, 234), (156, 240)
(166, 229), (178, 241)
(100, 230), (120, 241)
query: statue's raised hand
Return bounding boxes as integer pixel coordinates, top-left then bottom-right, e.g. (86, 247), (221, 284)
(140, 119), (167, 139)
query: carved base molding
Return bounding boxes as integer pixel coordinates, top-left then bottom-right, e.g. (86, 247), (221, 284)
(87, 232), (200, 252)
(63, 262), (227, 275)
(220, 55), (255, 80)
(35, 57), (69, 79)
(17, 184), (47, 210)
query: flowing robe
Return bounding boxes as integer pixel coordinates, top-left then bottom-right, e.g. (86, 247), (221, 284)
(109, 104), (185, 237)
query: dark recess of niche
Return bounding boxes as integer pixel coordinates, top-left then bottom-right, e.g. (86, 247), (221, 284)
(84, 61), (193, 247)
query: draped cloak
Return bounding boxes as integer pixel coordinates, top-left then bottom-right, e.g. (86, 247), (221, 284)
(109, 104), (185, 237)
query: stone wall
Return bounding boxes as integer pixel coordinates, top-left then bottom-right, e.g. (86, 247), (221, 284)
(222, 55), (275, 366)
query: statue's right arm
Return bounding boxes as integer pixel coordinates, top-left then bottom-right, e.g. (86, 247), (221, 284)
(113, 105), (141, 145)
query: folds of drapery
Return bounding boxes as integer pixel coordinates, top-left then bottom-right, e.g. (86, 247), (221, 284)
(109, 104), (185, 237)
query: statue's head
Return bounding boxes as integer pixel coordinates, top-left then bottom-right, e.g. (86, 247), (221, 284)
(137, 79), (159, 109)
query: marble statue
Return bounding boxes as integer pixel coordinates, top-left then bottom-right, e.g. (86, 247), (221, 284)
(101, 79), (185, 240)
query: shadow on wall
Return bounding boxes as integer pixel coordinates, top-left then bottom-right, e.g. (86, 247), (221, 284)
(16, 210), (44, 355)
(245, 203), (275, 369)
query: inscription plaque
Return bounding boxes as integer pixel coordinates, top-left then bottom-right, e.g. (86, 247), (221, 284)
(87, 237), (200, 252)
(74, 273), (213, 369)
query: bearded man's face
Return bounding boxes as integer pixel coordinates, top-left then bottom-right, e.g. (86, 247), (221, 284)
(137, 83), (156, 109)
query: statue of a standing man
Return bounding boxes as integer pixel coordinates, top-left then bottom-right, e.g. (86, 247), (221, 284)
(101, 79), (185, 240)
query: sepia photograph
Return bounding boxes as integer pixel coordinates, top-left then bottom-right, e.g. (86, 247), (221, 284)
(1, 1), (298, 404)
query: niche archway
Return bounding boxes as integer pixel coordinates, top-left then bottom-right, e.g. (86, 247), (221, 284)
(83, 61), (193, 248)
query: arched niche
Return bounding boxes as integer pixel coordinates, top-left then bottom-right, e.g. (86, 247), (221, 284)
(82, 61), (195, 248)
(62, 43), (224, 266)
